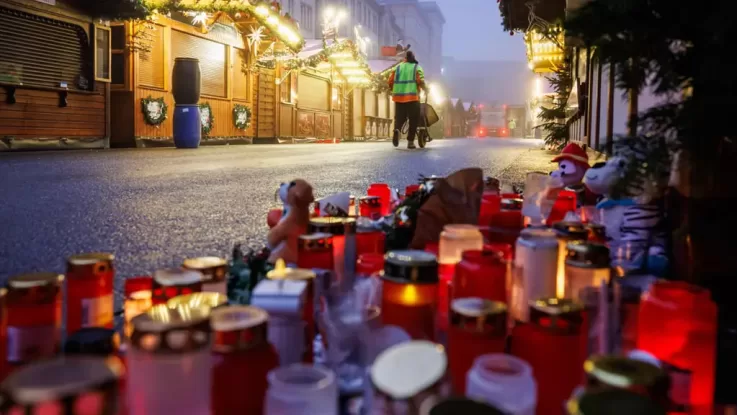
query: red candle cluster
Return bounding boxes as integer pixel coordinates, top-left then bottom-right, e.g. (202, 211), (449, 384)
(367, 183), (392, 216)
(453, 249), (507, 303)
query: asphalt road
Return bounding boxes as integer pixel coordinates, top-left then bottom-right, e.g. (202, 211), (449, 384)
(0, 138), (543, 286)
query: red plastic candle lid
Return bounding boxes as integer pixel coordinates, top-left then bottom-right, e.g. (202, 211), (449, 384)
(125, 276), (153, 296)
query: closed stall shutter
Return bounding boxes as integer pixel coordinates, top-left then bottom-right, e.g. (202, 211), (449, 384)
(232, 48), (250, 100)
(172, 30), (227, 98)
(0, 6), (86, 90)
(138, 24), (165, 89)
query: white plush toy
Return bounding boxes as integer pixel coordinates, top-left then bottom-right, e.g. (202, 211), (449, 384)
(583, 156), (669, 276)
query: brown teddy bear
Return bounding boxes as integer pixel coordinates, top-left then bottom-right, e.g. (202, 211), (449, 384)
(268, 179), (315, 264)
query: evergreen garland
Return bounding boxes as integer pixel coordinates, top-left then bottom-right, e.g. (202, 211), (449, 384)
(233, 104), (252, 130)
(536, 60), (573, 150)
(140, 96), (168, 126)
(199, 102), (214, 136)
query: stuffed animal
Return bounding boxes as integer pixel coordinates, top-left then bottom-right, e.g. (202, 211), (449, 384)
(551, 143), (600, 206)
(583, 157), (668, 276)
(268, 179), (315, 264)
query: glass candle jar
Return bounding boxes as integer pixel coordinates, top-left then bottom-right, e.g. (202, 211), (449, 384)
(265, 364), (338, 415)
(447, 298), (507, 395)
(614, 276), (651, 354)
(127, 303), (212, 415)
(151, 268), (203, 305)
(636, 281), (717, 414)
(585, 223), (607, 244)
(166, 292), (228, 312)
(267, 263), (316, 363)
(511, 229), (559, 322)
(182, 256), (228, 296)
(438, 225), (483, 331)
(65, 253), (115, 335)
(422, 397), (505, 415)
(547, 190), (577, 226)
(357, 253), (385, 276)
(308, 217), (357, 287)
(553, 222), (589, 298)
(367, 183), (392, 216)
(359, 196), (382, 220)
(211, 306), (279, 415)
(124, 291), (152, 342)
(125, 276), (152, 296)
(564, 242), (611, 300)
(369, 340), (448, 414)
(0, 357), (123, 415)
(511, 298), (588, 415)
(6, 273), (63, 366)
(298, 233), (334, 271)
(478, 193), (502, 227)
(356, 230), (385, 258)
(583, 355), (669, 409)
(487, 211), (523, 248)
(465, 354), (537, 415)
(566, 389), (667, 415)
(380, 250), (439, 341)
(454, 250), (507, 303)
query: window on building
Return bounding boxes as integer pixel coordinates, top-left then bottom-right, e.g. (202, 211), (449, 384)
(171, 30), (227, 97)
(138, 24), (165, 89)
(287, 0), (295, 14)
(301, 3), (313, 31)
(110, 24), (126, 87)
(94, 25), (111, 82)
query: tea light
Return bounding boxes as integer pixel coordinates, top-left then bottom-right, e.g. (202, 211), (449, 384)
(266, 261), (316, 363)
(511, 228), (559, 322)
(151, 268), (203, 305)
(127, 303), (212, 415)
(359, 196), (382, 220)
(381, 250), (439, 341)
(297, 233), (334, 271)
(367, 183), (392, 216)
(251, 279), (308, 366)
(65, 253), (115, 335)
(182, 256), (228, 296)
(447, 298), (507, 395)
(211, 306), (279, 415)
(6, 273), (63, 366)
(0, 357), (123, 414)
(511, 298), (588, 415)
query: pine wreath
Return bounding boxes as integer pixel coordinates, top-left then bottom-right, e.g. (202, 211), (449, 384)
(140, 96), (167, 126)
(233, 104), (252, 130)
(199, 102), (214, 136)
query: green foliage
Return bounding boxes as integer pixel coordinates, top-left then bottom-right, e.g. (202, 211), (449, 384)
(140, 96), (168, 126)
(233, 104), (252, 130)
(383, 177), (436, 251)
(536, 61), (573, 151)
(227, 244), (272, 305)
(564, 0), (737, 198)
(199, 102), (214, 136)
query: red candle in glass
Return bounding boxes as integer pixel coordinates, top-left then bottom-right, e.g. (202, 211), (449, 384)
(125, 276), (153, 297)
(425, 242), (439, 256)
(454, 250), (507, 303)
(211, 306), (279, 415)
(367, 183), (392, 216)
(483, 243), (513, 262)
(5, 273), (63, 367)
(448, 298), (507, 394)
(478, 193), (502, 226)
(486, 211), (523, 248)
(637, 281), (717, 414)
(65, 253), (115, 336)
(359, 196), (383, 220)
(357, 253), (385, 276)
(182, 257), (228, 296)
(356, 230), (385, 257)
(151, 268), (203, 305)
(501, 193), (521, 199)
(546, 190), (577, 226)
(308, 217), (357, 284)
(511, 298), (588, 415)
(380, 250), (438, 341)
(297, 233), (335, 271)
(405, 184), (420, 198)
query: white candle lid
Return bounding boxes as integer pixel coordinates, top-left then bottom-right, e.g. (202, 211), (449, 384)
(153, 268), (203, 286)
(370, 340), (447, 400)
(210, 305), (268, 332)
(267, 259), (316, 281)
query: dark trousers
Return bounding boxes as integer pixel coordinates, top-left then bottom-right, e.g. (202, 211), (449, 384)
(393, 101), (421, 143)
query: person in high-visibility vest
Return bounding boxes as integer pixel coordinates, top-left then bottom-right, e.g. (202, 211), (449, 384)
(388, 51), (426, 149)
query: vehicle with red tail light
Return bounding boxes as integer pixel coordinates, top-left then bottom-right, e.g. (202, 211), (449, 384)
(475, 104), (509, 138)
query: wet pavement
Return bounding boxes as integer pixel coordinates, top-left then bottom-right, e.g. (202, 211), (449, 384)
(0, 138), (552, 285)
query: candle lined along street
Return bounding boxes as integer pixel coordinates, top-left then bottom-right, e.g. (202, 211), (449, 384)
(0, 138), (547, 287)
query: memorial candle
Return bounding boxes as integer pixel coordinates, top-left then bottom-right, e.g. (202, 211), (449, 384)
(367, 183), (392, 216)
(151, 268), (203, 305)
(454, 250), (507, 303)
(182, 256), (228, 296)
(265, 364), (338, 415)
(447, 298), (507, 395)
(0, 357), (123, 415)
(478, 193), (502, 227)
(510, 229), (559, 322)
(380, 250), (439, 341)
(583, 355), (669, 409)
(297, 233), (334, 271)
(438, 225), (483, 332)
(359, 196), (382, 220)
(251, 279), (308, 366)
(308, 217), (357, 285)
(65, 253), (115, 335)
(211, 306), (279, 415)
(553, 222), (589, 298)
(356, 229), (385, 257)
(127, 303), (212, 415)
(6, 273), (63, 367)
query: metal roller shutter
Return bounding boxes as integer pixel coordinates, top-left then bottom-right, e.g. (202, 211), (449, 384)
(171, 30), (227, 98)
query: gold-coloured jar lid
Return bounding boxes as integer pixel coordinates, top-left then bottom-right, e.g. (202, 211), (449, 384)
(182, 256), (228, 283)
(529, 297), (585, 334)
(450, 298), (506, 336)
(210, 306), (269, 353)
(130, 303), (211, 354)
(584, 355), (665, 389)
(166, 292), (228, 311)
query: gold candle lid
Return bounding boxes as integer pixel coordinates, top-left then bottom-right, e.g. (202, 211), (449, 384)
(450, 298), (507, 336)
(130, 303), (211, 354)
(266, 259), (316, 282)
(529, 297), (585, 334)
(8, 272), (64, 290)
(567, 389), (666, 415)
(166, 292), (228, 311)
(0, 357), (123, 405)
(67, 252), (115, 266)
(298, 232), (334, 251)
(211, 306), (269, 353)
(584, 355), (665, 389)
(182, 256), (228, 283)
(153, 268), (203, 286)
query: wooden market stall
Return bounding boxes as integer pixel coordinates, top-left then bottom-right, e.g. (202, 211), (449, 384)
(364, 59), (400, 141)
(0, 0), (114, 151)
(110, 0), (304, 147)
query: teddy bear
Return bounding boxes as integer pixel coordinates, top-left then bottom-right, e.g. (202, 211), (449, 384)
(583, 156), (669, 276)
(268, 179), (315, 264)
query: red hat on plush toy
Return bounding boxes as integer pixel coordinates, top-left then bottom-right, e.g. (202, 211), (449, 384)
(552, 143), (590, 170)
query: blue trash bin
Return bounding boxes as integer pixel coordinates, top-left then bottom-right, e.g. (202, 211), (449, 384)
(173, 105), (201, 149)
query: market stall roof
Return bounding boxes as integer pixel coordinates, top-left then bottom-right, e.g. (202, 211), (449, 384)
(451, 98), (459, 106)
(368, 59), (400, 75)
(297, 39), (325, 59)
(285, 38), (373, 85)
(140, 0), (304, 51)
(498, 0), (566, 32)
(463, 102), (472, 112)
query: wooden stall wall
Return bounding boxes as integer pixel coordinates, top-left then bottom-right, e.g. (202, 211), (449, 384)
(0, 1), (109, 150)
(295, 70), (330, 139)
(331, 84), (343, 139)
(129, 17), (255, 146)
(352, 89), (364, 138)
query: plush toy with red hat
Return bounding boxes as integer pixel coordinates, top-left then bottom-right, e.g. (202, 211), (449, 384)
(550, 143), (600, 206)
